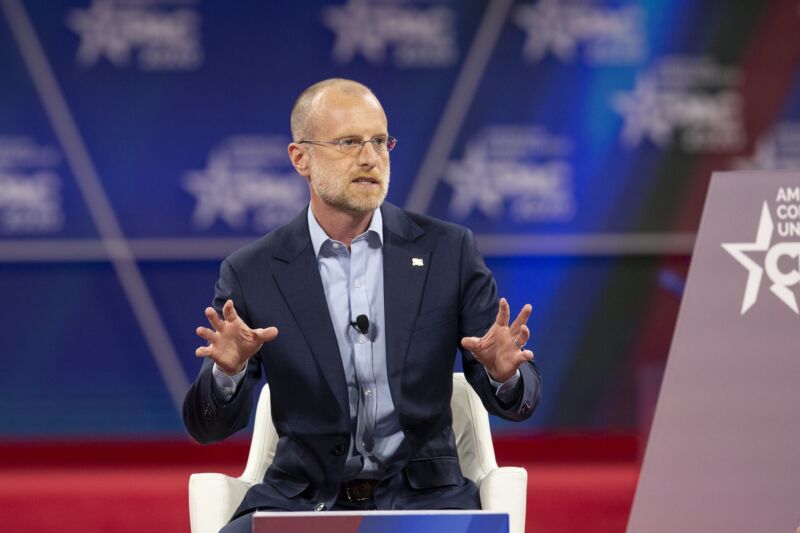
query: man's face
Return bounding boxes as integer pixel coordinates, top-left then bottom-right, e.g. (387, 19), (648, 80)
(305, 91), (391, 214)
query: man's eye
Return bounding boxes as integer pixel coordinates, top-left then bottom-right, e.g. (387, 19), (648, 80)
(372, 137), (387, 146)
(339, 138), (357, 147)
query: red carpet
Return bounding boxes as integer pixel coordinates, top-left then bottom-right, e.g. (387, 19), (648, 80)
(0, 436), (640, 532)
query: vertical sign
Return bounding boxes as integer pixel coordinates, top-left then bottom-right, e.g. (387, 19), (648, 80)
(628, 171), (800, 532)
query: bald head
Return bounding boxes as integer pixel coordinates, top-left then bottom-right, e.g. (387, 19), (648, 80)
(290, 78), (381, 142)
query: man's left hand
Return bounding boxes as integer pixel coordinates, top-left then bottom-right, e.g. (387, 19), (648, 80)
(461, 298), (534, 382)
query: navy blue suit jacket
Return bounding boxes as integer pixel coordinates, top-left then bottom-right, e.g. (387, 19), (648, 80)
(183, 202), (541, 516)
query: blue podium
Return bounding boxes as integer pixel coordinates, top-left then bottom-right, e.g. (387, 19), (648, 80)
(252, 510), (509, 533)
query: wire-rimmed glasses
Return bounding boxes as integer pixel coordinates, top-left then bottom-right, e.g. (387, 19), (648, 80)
(299, 135), (397, 153)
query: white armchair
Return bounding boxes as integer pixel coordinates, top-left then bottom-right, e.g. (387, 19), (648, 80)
(189, 373), (528, 533)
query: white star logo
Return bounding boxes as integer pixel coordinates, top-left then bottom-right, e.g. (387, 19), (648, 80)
(722, 202), (800, 314)
(66, 0), (132, 68)
(182, 138), (308, 232)
(513, 0), (576, 62)
(444, 144), (504, 219)
(722, 202), (773, 314)
(183, 159), (249, 230)
(612, 76), (673, 148)
(322, 0), (388, 65)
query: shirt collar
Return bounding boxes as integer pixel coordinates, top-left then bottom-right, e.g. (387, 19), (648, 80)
(307, 205), (384, 257)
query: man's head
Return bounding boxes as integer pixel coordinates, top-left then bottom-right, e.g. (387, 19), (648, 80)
(288, 79), (391, 214)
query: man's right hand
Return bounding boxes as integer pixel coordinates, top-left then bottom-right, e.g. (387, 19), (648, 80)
(194, 299), (278, 375)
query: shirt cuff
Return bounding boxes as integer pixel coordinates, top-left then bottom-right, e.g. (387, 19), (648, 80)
(212, 363), (246, 401)
(484, 367), (522, 404)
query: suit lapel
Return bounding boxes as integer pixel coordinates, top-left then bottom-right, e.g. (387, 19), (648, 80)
(271, 208), (349, 419)
(381, 203), (429, 410)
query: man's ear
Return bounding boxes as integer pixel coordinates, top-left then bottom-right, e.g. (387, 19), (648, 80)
(288, 143), (311, 177)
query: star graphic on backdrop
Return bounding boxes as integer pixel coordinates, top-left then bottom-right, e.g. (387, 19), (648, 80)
(444, 144), (503, 219)
(612, 76), (672, 148)
(66, 0), (132, 68)
(721, 202), (773, 314)
(322, 0), (388, 64)
(513, 0), (576, 62)
(183, 160), (248, 230)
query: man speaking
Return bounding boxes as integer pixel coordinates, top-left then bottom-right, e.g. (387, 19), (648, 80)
(183, 78), (541, 532)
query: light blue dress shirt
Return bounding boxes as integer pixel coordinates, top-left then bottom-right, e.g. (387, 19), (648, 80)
(212, 206), (520, 480)
(306, 207), (400, 479)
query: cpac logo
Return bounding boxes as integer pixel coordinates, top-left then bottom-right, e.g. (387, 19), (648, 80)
(0, 137), (64, 234)
(66, 0), (203, 71)
(514, 0), (647, 65)
(183, 136), (306, 232)
(722, 187), (800, 314)
(444, 126), (574, 222)
(322, 0), (458, 68)
(612, 56), (745, 152)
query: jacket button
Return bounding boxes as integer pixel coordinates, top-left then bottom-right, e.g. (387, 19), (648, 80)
(333, 444), (345, 456)
(315, 503), (325, 511)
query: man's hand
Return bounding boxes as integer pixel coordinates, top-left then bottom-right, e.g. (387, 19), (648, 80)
(194, 299), (278, 375)
(461, 298), (534, 382)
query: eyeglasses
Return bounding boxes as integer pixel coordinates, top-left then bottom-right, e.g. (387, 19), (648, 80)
(299, 135), (397, 153)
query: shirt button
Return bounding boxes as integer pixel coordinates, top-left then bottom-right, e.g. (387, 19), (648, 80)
(315, 502), (325, 511)
(359, 334), (366, 344)
(354, 279), (361, 288)
(364, 389), (372, 397)
(332, 242), (340, 249)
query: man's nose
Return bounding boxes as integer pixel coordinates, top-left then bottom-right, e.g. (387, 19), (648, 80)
(357, 140), (379, 167)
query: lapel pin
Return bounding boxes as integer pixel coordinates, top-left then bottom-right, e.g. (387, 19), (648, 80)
(412, 257), (424, 267)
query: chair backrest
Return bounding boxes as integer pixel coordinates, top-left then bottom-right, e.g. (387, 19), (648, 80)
(450, 373), (499, 482)
(239, 382), (278, 485)
(238, 372), (499, 485)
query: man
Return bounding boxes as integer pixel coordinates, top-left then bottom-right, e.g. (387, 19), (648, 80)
(183, 78), (541, 532)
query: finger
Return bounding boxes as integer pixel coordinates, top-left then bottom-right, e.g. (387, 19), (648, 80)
(223, 299), (239, 323)
(460, 336), (481, 352)
(521, 349), (534, 362)
(195, 345), (213, 358)
(254, 326), (279, 343)
(514, 325), (530, 347)
(195, 326), (216, 343)
(205, 307), (224, 331)
(510, 303), (533, 333)
(495, 298), (510, 327)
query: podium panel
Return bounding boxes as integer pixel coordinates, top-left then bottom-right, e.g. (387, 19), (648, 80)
(628, 171), (800, 532)
(253, 510), (508, 533)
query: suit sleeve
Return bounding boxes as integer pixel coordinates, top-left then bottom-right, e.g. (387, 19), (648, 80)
(182, 258), (263, 444)
(457, 229), (541, 422)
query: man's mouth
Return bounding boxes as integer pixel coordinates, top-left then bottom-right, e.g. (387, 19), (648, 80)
(351, 176), (380, 185)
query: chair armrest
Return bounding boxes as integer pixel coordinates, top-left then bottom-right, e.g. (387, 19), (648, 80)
(478, 466), (528, 533)
(189, 473), (251, 533)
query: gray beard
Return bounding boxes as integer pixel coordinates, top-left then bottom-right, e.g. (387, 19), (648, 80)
(309, 162), (390, 214)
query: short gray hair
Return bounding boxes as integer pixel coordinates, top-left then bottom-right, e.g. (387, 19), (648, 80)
(290, 78), (376, 142)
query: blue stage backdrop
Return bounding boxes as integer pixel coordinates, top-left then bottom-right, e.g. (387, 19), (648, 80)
(1, 0), (799, 438)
